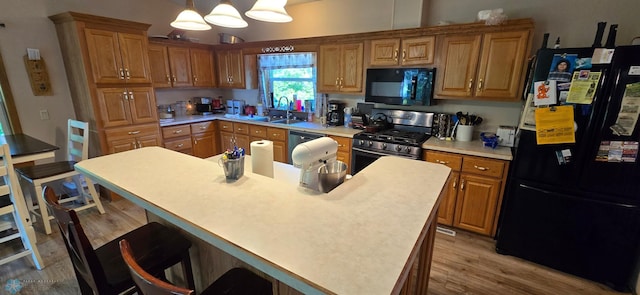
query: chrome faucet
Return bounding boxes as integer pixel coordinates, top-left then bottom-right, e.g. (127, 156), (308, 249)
(277, 96), (290, 111)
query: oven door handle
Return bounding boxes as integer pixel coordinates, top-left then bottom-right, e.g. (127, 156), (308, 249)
(352, 147), (397, 157)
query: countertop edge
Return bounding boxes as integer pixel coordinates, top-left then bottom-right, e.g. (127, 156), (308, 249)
(422, 137), (513, 161)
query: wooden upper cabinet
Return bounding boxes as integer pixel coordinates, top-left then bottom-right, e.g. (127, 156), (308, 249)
(217, 49), (245, 88)
(96, 87), (158, 128)
(190, 48), (216, 87)
(318, 42), (363, 93)
(370, 36), (435, 66)
(147, 44), (171, 88)
(167, 47), (193, 87)
(435, 30), (529, 101)
(84, 28), (151, 84)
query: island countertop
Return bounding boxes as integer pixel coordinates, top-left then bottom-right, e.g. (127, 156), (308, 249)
(75, 147), (450, 294)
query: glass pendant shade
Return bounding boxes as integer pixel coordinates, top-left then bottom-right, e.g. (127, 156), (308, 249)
(204, 0), (248, 28)
(171, 0), (211, 31)
(245, 0), (293, 23)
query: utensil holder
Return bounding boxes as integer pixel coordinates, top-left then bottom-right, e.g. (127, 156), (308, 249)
(456, 125), (474, 142)
(219, 156), (245, 181)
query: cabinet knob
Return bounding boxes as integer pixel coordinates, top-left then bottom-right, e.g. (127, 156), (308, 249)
(119, 68), (125, 79)
(193, 75), (198, 82)
(128, 130), (141, 135)
(177, 143), (184, 148)
(402, 50), (406, 61)
(200, 126), (207, 129)
(132, 141), (137, 148)
(477, 79), (483, 91)
(435, 159), (449, 164)
(394, 49), (398, 62)
(452, 178), (457, 189)
(128, 92), (134, 100)
(172, 76), (177, 82)
(125, 68), (131, 79)
(122, 91), (128, 100)
(174, 130), (182, 134)
(468, 79), (474, 91)
(166, 75), (171, 82)
(460, 179), (465, 190)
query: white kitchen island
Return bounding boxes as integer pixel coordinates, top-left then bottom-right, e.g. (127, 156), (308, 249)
(75, 147), (450, 295)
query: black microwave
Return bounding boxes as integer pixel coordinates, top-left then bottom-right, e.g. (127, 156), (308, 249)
(364, 68), (435, 106)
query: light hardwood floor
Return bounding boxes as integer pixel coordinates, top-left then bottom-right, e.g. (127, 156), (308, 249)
(0, 198), (631, 294)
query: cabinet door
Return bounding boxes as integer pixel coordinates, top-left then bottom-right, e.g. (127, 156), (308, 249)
(216, 51), (230, 86)
(168, 47), (193, 87)
(127, 87), (158, 125)
(401, 36), (435, 65)
(118, 33), (152, 84)
(96, 88), (131, 128)
(340, 42), (364, 92)
(318, 45), (342, 92)
(227, 50), (245, 88)
(84, 29), (124, 84)
(436, 34), (482, 97)
(220, 131), (235, 152)
(370, 39), (400, 66)
(137, 133), (161, 148)
(107, 138), (136, 154)
(234, 134), (250, 153)
(475, 31), (529, 100)
(272, 140), (287, 163)
(148, 44), (172, 88)
(193, 132), (217, 158)
(453, 173), (501, 235)
(190, 48), (216, 87)
(437, 171), (459, 226)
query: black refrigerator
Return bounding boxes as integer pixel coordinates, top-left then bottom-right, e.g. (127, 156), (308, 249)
(496, 45), (640, 292)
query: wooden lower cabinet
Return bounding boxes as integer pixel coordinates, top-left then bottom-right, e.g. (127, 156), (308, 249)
(219, 120), (250, 153)
(104, 123), (161, 154)
(191, 121), (217, 158)
(424, 150), (509, 236)
(328, 135), (351, 174)
(161, 121), (217, 158)
(248, 124), (287, 163)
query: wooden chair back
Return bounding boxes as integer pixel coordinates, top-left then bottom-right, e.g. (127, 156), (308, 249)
(43, 186), (106, 294)
(66, 119), (89, 162)
(119, 239), (194, 295)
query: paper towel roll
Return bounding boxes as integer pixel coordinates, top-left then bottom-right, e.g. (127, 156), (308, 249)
(250, 140), (274, 178)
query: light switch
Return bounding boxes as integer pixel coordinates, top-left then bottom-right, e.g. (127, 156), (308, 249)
(39, 109), (49, 120)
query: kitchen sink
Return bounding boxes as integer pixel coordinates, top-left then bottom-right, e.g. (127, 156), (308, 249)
(270, 119), (305, 125)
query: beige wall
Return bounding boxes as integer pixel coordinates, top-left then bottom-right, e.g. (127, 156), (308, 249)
(0, 0), (638, 158)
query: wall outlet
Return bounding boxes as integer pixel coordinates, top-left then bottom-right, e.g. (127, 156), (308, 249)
(39, 109), (49, 120)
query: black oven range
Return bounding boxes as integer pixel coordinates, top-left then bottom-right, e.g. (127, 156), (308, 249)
(351, 109), (434, 174)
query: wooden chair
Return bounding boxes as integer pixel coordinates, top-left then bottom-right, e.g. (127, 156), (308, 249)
(119, 239), (273, 295)
(16, 119), (105, 235)
(0, 144), (44, 269)
(43, 186), (195, 295)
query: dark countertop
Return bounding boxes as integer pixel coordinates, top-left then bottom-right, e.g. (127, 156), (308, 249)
(0, 134), (59, 158)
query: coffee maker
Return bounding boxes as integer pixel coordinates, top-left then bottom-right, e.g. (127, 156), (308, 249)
(326, 101), (345, 126)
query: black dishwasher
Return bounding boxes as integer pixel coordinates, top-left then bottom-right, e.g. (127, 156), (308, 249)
(287, 130), (324, 164)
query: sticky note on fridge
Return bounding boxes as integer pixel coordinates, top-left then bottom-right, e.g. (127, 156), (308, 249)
(534, 80), (557, 106)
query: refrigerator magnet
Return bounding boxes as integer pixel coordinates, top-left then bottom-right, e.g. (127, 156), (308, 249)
(534, 80), (557, 106)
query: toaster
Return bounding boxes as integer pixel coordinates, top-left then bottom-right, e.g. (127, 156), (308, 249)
(496, 126), (516, 147)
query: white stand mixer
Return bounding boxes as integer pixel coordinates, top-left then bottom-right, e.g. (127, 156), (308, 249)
(291, 137), (338, 192)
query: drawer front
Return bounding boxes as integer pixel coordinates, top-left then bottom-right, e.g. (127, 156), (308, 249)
(234, 123), (249, 135)
(218, 120), (234, 132)
(104, 123), (160, 141)
(191, 121), (216, 134)
(424, 151), (463, 171)
(164, 137), (193, 151)
(329, 135), (351, 152)
(267, 127), (287, 141)
(461, 156), (505, 178)
(162, 124), (191, 139)
(249, 125), (267, 138)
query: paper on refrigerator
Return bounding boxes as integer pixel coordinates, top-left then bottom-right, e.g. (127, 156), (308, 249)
(610, 82), (640, 136)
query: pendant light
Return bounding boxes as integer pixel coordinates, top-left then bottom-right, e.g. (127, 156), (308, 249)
(170, 0), (212, 31)
(204, 0), (248, 29)
(245, 0), (293, 23)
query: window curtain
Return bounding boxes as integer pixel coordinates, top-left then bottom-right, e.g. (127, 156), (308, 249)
(257, 52), (316, 110)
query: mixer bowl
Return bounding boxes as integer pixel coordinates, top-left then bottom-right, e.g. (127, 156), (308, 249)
(318, 161), (347, 193)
